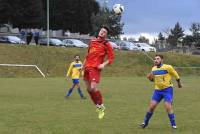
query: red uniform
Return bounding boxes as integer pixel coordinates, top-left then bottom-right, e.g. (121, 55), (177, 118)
(84, 38), (114, 83)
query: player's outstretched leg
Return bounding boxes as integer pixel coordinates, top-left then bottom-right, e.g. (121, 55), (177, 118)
(94, 90), (105, 119)
(140, 112), (153, 128)
(88, 81), (105, 119)
(96, 103), (105, 119)
(140, 100), (158, 128)
(88, 89), (105, 119)
(76, 83), (86, 99)
(77, 87), (86, 99)
(85, 80), (105, 119)
(168, 113), (177, 129)
(66, 88), (73, 98)
(164, 102), (177, 129)
(66, 84), (75, 98)
(91, 82), (105, 119)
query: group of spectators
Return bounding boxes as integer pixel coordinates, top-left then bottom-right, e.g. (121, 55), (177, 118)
(20, 29), (40, 45)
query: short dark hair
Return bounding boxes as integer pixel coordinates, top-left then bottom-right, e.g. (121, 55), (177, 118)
(155, 54), (164, 59)
(74, 55), (80, 58)
(101, 25), (110, 34)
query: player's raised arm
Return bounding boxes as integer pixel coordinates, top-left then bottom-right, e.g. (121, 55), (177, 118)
(98, 42), (114, 69)
(106, 42), (115, 65)
(176, 79), (182, 88)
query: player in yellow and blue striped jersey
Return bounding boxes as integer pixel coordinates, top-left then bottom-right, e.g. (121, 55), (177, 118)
(140, 54), (182, 129)
(66, 55), (86, 99)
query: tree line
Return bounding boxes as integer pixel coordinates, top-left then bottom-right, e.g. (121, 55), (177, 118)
(124, 22), (200, 48)
(157, 22), (200, 48)
(0, 0), (124, 37)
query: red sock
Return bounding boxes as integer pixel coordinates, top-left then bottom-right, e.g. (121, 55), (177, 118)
(95, 90), (103, 105)
(88, 90), (103, 105)
(88, 91), (97, 105)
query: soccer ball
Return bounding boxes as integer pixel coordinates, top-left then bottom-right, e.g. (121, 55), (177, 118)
(113, 4), (124, 15)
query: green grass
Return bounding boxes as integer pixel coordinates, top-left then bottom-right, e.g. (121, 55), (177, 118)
(0, 44), (200, 77)
(0, 77), (199, 134)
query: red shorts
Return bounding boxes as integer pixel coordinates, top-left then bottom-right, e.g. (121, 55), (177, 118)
(84, 67), (101, 83)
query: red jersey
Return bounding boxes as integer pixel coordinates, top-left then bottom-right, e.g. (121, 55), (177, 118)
(84, 37), (114, 68)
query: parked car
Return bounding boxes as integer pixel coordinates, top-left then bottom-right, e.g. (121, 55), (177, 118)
(63, 39), (88, 48)
(0, 36), (8, 43)
(115, 40), (139, 51)
(192, 49), (200, 55)
(135, 43), (156, 52)
(40, 38), (63, 46)
(109, 41), (121, 50)
(0, 36), (25, 44)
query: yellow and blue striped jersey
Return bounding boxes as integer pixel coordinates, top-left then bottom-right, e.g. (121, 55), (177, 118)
(152, 64), (180, 90)
(66, 61), (82, 79)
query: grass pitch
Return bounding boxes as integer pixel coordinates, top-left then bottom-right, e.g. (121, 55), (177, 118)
(0, 77), (199, 134)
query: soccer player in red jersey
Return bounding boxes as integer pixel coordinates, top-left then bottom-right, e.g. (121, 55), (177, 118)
(83, 26), (114, 119)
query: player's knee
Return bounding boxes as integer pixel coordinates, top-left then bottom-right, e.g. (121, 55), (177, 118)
(149, 106), (156, 112)
(90, 86), (97, 91)
(77, 84), (80, 88)
(165, 107), (172, 113)
(90, 82), (98, 91)
(164, 102), (173, 112)
(149, 102), (157, 112)
(148, 104), (156, 112)
(86, 87), (91, 92)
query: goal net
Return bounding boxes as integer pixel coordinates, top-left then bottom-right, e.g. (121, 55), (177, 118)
(0, 64), (45, 78)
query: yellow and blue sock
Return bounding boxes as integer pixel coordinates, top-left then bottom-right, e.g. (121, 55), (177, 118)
(66, 88), (73, 97)
(168, 113), (176, 126)
(144, 112), (153, 124)
(77, 88), (84, 98)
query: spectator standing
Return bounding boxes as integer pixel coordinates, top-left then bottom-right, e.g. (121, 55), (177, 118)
(26, 29), (33, 45)
(34, 29), (40, 45)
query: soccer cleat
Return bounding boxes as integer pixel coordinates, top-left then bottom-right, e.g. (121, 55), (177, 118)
(172, 126), (177, 129)
(139, 122), (148, 128)
(96, 105), (105, 119)
(81, 96), (87, 99)
(97, 108), (105, 119)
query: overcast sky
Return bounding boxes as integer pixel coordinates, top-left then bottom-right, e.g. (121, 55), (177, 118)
(97, 0), (200, 36)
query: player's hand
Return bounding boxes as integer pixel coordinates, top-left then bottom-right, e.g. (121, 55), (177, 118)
(178, 82), (182, 88)
(146, 73), (154, 82)
(66, 77), (69, 81)
(98, 64), (105, 69)
(176, 79), (182, 88)
(78, 68), (82, 72)
(81, 66), (85, 71)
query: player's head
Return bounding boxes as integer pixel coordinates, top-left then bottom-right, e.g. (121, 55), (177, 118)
(74, 55), (80, 61)
(154, 54), (163, 66)
(98, 25), (109, 38)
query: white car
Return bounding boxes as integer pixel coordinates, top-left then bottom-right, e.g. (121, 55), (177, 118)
(115, 40), (139, 51)
(109, 41), (120, 49)
(0, 36), (25, 44)
(40, 38), (64, 46)
(135, 43), (156, 52)
(63, 39), (88, 48)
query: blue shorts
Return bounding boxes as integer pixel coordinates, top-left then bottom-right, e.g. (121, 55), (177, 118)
(152, 86), (173, 103)
(72, 79), (79, 84)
